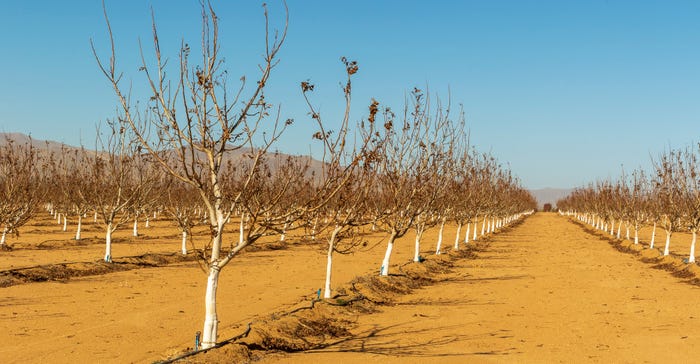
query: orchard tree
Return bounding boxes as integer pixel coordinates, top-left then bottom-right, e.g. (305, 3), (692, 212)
(370, 88), (452, 276)
(88, 121), (152, 262)
(653, 149), (684, 256)
(93, 2), (290, 347)
(676, 145), (700, 263)
(0, 137), (42, 247)
(299, 67), (384, 299)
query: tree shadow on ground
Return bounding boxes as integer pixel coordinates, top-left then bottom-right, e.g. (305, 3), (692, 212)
(305, 321), (520, 357)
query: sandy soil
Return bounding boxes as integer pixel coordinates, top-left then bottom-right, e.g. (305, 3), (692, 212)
(260, 213), (700, 363)
(3, 213), (700, 363)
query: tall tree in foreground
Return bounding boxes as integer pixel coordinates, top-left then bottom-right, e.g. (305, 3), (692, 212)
(93, 2), (315, 349)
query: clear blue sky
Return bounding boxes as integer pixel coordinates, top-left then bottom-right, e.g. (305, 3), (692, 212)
(1, 0), (698, 189)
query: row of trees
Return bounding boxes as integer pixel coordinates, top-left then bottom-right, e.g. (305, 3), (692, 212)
(557, 144), (700, 263)
(0, 3), (535, 350)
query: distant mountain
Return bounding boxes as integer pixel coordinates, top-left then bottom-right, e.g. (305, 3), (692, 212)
(0, 132), (80, 154)
(0, 132), (326, 176)
(528, 188), (573, 210)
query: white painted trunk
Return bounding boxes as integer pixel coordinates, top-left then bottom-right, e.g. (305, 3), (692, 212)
(663, 231), (671, 256)
(200, 266), (220, 349)
(481, 217), (486, 236)
(473, 221), (478, 241)
(616, 221), (622, 239)
(323, 227), (341, 299)
(145, 217), (150, 228)
(280, 222), (288, 242)
(75, 215), (82, 240)
(238, 213), (245, 247)
(380, 234), (397, 276)
(689, 231), (697, 263)
(626, 225), (630, 240)
(311, 217), (318, 241)
(1, 228), (6, 245)
(104, 223), (114, 262)
(181, 230), (188, 255)
(94, 211), (98, 223)
(464, 223), (471, 245)
(132, 217), (138, 237)
(323, 249), (333, 298)
(650, 222), (657, 249)
(634, 226), (639, 245)
(435, 219), (445, 255)
(454, 222), (462, 250)
(413, 228), (424, 263)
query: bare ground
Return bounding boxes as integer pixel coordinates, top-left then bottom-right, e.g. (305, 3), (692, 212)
(257, 213), (700, 363)
(3, 213), (700, 363)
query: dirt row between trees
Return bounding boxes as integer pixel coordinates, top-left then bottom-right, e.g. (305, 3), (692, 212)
(1, 216), (478, 364)
(4, 213), (700, 363)
(253, 212), (700, 363)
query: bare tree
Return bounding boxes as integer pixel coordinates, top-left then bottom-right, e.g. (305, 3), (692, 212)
(0, 137), (42, 247)
(93, 2), (290, 348)
(653, 149), (684, 256)
(676, 145), (700, 262)
(87, 121), (147, 262)
(368, 88), (452, 276)
(163, 179), (201, 255)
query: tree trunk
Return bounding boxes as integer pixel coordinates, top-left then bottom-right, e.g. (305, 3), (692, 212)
(62, 215), (68, 232)
(1, 227), (6, 246)
(650, 222), (657, 249)
(473, 221), (478, 241)
(464, 222), (471, 245)
(323, 226), (341, 299)
(689, 230), (697, 263)
(238, 213), (245, 247)
(663, 230), (672, 256)
(280, 222), (288, 242)
(453, 222), (462, 250)
(311, 216), (318, 241)
(413, 226), (424, 262)
(75, 214), (82, 240)
(481, 217), (486, 236)
(181, 230), (188, 255)
(634, 222), (639, 245)
(435, 218), (445, 255)
(380, 231), (398, 276)
(133, 216), (139, 237)
(201, 265), (220, 349)
(616, 220), (622, 239)
(104, 222), (114, 262)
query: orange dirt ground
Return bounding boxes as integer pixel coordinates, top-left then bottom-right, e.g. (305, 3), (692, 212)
(2, 212), (700, 363)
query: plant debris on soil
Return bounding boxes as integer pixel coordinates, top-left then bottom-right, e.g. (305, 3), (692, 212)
(158, 241), (490, 364)
(571, 218), (700, 287)
(0, 252), (200, 288)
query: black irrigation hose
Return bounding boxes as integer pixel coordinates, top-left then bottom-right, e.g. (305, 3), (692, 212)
(154, 323), (253, 364)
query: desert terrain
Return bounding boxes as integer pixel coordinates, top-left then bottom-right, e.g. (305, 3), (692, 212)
(2, 212), (700, 363)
